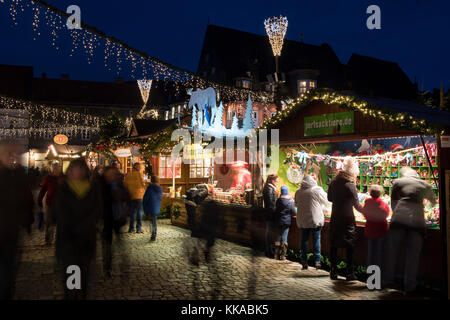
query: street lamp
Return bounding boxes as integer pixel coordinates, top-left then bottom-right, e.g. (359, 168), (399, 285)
(264, 15), (288, 112)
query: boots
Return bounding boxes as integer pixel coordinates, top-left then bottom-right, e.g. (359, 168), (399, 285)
(330, 265), (338, 280)
(346, 265), (357, 281)
(274, 242), (281, 260)
(280, 243), (288, 261)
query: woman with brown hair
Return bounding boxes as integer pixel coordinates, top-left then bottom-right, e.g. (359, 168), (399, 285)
(53, 158), (103, 299)
(262, 174), (279, 258)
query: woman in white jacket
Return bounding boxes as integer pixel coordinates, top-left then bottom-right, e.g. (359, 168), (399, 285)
(295, 174), (331, 270)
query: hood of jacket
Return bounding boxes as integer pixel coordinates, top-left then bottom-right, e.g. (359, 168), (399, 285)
(301, 175), (317, 190)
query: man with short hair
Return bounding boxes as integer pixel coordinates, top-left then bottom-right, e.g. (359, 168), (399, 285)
(124, 162), (146, 233)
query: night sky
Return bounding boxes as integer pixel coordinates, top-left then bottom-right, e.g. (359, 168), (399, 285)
(0, 0), (449, 91)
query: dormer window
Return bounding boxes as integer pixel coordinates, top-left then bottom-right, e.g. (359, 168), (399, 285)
(242, 80), (251, 89)
(298, 80), (317, 95)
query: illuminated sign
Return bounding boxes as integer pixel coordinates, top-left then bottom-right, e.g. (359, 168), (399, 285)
(54, 134), (69, 145)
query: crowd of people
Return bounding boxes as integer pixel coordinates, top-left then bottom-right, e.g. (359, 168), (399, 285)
(0, 144), (163, 300)
(262, 156), (436, 294)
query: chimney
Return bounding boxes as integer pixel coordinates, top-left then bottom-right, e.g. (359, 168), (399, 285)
(61, 73), (69, 80)
(42, 73), (47, 79)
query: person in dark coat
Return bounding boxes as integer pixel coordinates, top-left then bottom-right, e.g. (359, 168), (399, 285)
(327, 157), (363, 281)
(0, 142), (34, 300)
(383, 167), (436, 293)
(273, 186), (296, 260)
(100, 166), (129, 277)
(262, 174), (279, 258)
(53, 158), (102, 300)
(143, 175), (163, 241)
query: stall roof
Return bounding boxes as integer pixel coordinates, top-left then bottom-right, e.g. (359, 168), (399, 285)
(344, 94), (450, 126)
(128, 119), (178, 138)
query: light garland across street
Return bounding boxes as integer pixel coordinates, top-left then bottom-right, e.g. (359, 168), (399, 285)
(0, 0), (272, 103)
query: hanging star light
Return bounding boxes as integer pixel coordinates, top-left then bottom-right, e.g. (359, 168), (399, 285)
(264, 15), (288, 57)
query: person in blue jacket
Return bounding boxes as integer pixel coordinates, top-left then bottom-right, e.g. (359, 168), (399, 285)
(273, 186), (297, 260)
(143, 175), (163, 241)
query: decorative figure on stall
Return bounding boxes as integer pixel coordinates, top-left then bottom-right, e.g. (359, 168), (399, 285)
(229, 161), (252, 191)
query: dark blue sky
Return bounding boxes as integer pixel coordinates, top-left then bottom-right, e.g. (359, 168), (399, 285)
(0, 0), (449, 91)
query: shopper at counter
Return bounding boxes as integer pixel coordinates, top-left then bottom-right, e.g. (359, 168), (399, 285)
(273, 186), (296, 261)
(327, 157), (363, 281)
(361, 185), (390, 268)
(383, 167), (436, 293)
(295, 174), (330, 270)
(262, 174), (279, 258)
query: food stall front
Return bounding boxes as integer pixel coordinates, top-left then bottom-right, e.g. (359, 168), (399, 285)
(261, 89), (450, 289)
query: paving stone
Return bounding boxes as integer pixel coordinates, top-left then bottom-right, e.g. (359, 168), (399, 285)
(12, 219), (430, 300)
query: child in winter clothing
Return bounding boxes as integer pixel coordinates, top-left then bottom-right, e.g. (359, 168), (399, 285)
(362, 185), (390, 268)
(273, 186), (297, 260)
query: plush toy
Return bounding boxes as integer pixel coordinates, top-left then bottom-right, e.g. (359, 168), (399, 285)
(294, 150), (309, 165)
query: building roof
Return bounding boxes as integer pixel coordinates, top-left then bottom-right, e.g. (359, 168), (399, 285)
(197, 25), (417, 100)
(346, 54), (416, 100)
(0, 64), (33, 99)
(197, 24), (346, 90)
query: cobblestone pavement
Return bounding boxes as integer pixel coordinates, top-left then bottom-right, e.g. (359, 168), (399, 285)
(13, 219), (422, 300)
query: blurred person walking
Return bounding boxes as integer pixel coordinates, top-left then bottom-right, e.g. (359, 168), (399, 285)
(37, 163), (64, 244)
(295, 174), (330, 270)
(0, 142), (34, 300)
(143, 175), (163, 241)
(124, 162), (146, 234)
(383, 167), (436, 294)
(327, 157), (363, 281)
(100, 166), (131, 277)
(53, 158), (102, 300)
(262, 174), (279, 258)
(273, 186), (296, 260)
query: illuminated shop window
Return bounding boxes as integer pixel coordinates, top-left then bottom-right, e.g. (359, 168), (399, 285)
(159, 155), (181, 179)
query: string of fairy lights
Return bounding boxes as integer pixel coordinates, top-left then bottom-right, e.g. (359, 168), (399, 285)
(0, 94), (101, 138)
(260, 89), (445, 135)
(0, 0), (272, 103)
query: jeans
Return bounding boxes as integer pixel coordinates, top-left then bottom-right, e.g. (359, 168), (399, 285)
(274, 225), (290, 244)
(383, 227), (424, 292)
(301, 227), (321, 264)
(149, 214), (157, 238)
(264, 221), (274, 254)
(129, 199), (143, 231)
(367, 238), (385, 269)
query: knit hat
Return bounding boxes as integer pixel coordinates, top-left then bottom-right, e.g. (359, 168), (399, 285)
(281, 186), (289, 196)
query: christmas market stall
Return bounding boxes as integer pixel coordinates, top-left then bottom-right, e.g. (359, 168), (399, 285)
(261, 89), (450, 288)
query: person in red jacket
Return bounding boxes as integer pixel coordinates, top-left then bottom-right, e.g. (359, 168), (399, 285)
(362, 185), (390, 268)
(37, 163), (63, 245)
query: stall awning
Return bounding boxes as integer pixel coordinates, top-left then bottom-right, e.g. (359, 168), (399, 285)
(346, 94), (450, 127)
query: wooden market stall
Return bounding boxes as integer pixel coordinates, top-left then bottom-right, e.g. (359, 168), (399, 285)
(261, 90), (450, 291)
